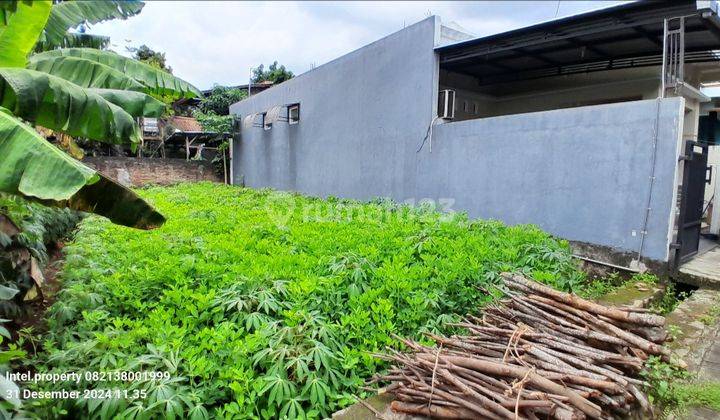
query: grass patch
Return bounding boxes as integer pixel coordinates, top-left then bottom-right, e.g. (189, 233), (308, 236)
(578, 271), (658, 301)
(671, 382), (720, 412)
(28, 183), (590, 418)
(699, 303), (720, 326)
(643, 357), (720, 416)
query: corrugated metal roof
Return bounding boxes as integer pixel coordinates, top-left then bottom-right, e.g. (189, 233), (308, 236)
(437, 0), (720, 86)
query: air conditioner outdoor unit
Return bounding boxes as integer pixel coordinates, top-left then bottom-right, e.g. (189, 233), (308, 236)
(438, 89), (456, 120)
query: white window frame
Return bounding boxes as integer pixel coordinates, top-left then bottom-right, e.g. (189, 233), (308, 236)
(288, 104), (300, 125)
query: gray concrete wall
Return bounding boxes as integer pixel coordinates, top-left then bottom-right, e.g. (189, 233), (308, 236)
(418, 98), (684, 262)
(230, 16), (685, 263)
(230, 17), (439, 201)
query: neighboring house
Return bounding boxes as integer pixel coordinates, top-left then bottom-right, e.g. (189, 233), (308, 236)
(230, 1), (720, 274)
(217, 80), (274, 97)
(181, 81), (275, 108)
(139, 116), (223, 160)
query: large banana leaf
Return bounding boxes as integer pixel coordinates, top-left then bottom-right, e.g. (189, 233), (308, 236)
(35, 32), (110, 53)
(0, 68), (141, 145)
(0, 0), (19, 25)
(0, 1), (51, 67)
(30, 48), (202, 99)
(0, 109), (164, 229)
(43, 1), (144, 48)
(88, 88), (165, 118)
(28, 55), (146, 91)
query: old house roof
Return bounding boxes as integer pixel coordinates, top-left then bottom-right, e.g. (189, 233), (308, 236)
(167, 116), (203, 133)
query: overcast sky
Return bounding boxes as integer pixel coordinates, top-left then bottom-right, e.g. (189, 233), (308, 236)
(91, 1), (627, 90)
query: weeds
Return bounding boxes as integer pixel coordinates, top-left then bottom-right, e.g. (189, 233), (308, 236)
(643, 356), (720, 416)
(578, 271), (659, 301)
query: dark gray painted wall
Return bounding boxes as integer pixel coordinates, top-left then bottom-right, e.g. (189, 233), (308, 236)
(230, 17), (684, 262)
(230, 17), (439, 201)
(418, 98), (684, 261)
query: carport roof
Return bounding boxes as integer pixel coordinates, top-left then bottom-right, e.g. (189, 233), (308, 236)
(437, 0), (720, 85)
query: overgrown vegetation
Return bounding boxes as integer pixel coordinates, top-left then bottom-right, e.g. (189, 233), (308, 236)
(576, 271), (658, 301)
(193, 85), (246, 134)
(0, 195), (81, 317)
(28, 183), (588, 418)
(642, 356), (720, 417)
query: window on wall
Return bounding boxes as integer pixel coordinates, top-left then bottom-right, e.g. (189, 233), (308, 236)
(288, 104), (300, 124)
(262, 113), (271, 130)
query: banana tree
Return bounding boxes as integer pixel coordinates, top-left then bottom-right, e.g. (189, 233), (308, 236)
(36, 0), (144, 51)
(0, 1), (201, 229)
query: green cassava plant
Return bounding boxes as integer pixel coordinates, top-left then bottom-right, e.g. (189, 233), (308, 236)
(30, 183), (589, 419)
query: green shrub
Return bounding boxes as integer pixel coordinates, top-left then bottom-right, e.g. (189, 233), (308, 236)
(31, 183), (586, 418)
(0, 195), (82, 264)
(0, 195), (82, 316)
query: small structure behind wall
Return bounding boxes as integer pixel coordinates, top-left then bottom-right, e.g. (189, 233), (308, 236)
(434, 0), (720, 271)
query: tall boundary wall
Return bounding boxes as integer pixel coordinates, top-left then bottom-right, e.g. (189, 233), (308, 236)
(417, 98), (684, 262)
(230, 15), (685, 263)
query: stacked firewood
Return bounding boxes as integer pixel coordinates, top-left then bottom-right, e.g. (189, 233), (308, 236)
(372, 273), (669, 419)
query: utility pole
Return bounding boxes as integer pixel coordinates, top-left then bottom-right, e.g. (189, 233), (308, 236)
(248, 67), (254, 97)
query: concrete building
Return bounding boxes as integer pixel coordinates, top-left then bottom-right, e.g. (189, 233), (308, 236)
(230, 1), (720, 275)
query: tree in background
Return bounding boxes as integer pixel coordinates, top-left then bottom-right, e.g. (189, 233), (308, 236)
(194, 85), (246, 133)
(128, 44), (172, 73)
(252, 61), (294, 84)
(199, 85), (246, 115)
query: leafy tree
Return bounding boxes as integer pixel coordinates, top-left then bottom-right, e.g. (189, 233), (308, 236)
(0, 1), (202, 229)
(252, 61), (294, 84)
(128, 44), (172, 73)
(199, 85), (246, 116)
(194, 85), (247, 133)
(193, 111), (232, 134)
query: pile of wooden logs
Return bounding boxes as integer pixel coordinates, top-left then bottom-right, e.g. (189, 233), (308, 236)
(372, 273), (669, 419)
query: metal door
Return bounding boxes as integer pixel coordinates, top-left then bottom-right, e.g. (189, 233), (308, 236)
(675, 140), (710, 263)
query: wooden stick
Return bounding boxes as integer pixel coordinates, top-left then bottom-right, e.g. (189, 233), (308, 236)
(503, 273), (665, 327)
(417, 354), (602, 419)
(390, 401), (476, 419)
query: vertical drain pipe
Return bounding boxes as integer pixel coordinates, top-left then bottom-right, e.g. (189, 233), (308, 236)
(632, 98), (663, 270)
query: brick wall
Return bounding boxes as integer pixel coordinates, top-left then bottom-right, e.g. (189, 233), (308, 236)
(83, 157), (222, 187)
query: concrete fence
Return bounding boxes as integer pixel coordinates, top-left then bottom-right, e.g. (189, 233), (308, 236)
(233, 98), (684, 262)
(416, 98), (684, 262)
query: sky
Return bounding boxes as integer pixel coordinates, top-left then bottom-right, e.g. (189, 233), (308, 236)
(91, 1), (627, 90)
